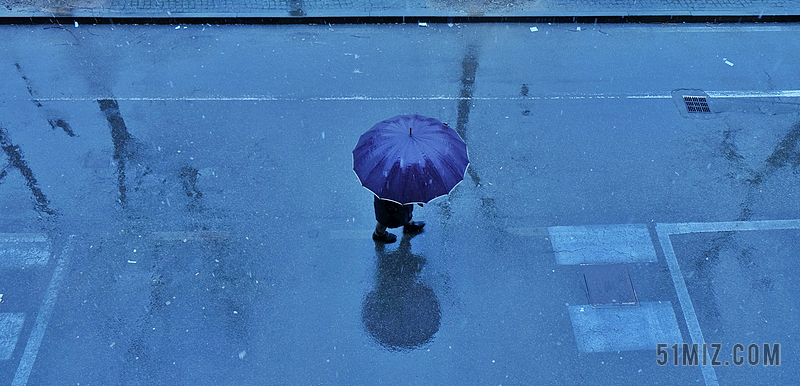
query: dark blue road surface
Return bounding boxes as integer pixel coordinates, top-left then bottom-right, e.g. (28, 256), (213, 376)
(0, 23), (799, 385)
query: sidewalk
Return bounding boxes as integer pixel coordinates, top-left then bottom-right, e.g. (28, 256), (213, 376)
(2, 0), (799, 20)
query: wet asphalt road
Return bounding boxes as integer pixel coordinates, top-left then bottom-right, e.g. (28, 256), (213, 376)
(0, 23), (799, 385)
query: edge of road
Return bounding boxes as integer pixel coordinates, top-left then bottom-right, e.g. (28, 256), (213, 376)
(2, 14), (800, 25)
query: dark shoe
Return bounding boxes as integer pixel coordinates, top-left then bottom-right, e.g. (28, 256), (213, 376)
(403, 221), (426, 234)
(372, 231), (397, 243)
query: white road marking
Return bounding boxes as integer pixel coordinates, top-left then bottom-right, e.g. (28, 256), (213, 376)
(0, 234), (51, 267)
(625, 94), (672, 99)
(655, 219), (800, 386)
(29, 90), (800, 103)
(670, 219), (800, 234)
(12, 235), (76, 386)
(707, 90), (800, 98)
(656, 224), (718, 386)
(0, 313), (26, 361)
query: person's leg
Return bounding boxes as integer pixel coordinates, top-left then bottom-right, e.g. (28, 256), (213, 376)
(402, 204), (425, 234)
(373, 222), (397, 243)
(403, 220), (425, 234)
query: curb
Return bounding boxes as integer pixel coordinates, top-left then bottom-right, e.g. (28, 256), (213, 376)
(1, 13), (800, 24)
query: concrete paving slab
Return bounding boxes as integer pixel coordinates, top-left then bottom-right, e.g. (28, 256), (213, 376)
(549, 224), (658, 265)
(568, 301), (682, 353)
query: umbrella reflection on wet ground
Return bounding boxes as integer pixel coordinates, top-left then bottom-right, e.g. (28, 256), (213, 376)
(362, 234), (441, 351)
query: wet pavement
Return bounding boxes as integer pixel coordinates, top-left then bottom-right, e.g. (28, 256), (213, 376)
(0, 22), (799, 385)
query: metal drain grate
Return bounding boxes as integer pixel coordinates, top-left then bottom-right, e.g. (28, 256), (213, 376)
(683, 96), (711, 113)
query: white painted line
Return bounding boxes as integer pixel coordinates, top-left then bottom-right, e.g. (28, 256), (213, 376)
(707, 90), (800, 98)
(0, 249), (50, 267)
(12, 235), (76, 386)
(0, 313), (26, 360)
(0, 235), (47, 243)
(626, 90), (800, 99)
(656, 223), (718, 386)
(669, 219), (800, 234)
(625, 94), (672, 99)
(568, 301), (682, 353)
(0, 234), (51, 267)
(30, 90), (800, 103)
(548, 224), (657, 265)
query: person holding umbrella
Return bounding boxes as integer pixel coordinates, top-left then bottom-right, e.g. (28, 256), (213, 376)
(353, 115), (470, 243)
(372, 197), (425, 243)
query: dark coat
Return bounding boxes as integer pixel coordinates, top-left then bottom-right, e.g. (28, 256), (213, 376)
(374, 196), (413, 228)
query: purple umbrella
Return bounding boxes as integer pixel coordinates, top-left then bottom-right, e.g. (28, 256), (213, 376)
(353, 115), (469, 204)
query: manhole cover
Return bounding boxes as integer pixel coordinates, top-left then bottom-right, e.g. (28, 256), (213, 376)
(581, 263), (638, 306)
(683, 96), (711, 113)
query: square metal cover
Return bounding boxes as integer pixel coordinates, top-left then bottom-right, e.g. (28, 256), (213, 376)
(683, 96), (711, 113)
(581, 263), (638, 306)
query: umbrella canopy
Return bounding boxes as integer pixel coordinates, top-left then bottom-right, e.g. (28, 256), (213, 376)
(353, 115), (469, 204)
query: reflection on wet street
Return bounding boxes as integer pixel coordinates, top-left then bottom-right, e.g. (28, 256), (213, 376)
(363, 234), (441, 350)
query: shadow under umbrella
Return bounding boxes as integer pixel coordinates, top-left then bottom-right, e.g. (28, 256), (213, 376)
(362, 234), (441, 351)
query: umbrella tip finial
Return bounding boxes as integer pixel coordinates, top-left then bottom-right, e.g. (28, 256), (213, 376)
(409, 127), (412, 136)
